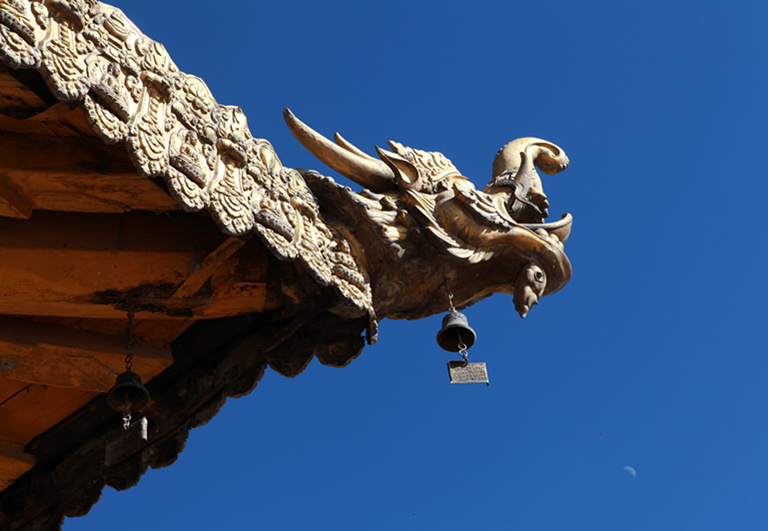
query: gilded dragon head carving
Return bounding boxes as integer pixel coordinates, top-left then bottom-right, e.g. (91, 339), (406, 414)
(284, 109), (572, 321)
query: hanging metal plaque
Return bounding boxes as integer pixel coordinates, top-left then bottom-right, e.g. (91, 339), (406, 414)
(105, 417), (148, 467)
(447, 361), (489, 385)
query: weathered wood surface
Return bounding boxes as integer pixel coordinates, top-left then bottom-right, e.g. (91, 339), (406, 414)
(0, 68), (285, 497)
(0, 64), (51, 120)
(0, 211), (281, 319)
(0, 317), (173, 393)
(0, 441), (34, 491)
(0, 308), (369, 529)
(0, 384), (97, 445)
(0, 60), (289, 497)
(0, 131), (179, 214)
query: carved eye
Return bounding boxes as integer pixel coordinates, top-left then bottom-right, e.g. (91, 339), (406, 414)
(534, 268), (545, 283)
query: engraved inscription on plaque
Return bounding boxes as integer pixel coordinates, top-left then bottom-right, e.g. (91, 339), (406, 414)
(447, 361), (490, 385)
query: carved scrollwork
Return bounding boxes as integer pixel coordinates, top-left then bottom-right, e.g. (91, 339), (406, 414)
(0, 0), (373, 320)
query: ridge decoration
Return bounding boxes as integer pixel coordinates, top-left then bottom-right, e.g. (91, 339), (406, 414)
(0, 0), (372, 320)
(284, 110), (572, 321)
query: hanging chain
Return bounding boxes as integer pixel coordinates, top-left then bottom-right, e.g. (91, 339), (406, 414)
(124, 311), (134, 372)
(122, 311), (135, 430)
(459, 336), (469, 366)
(448, 292), (456, 313)
(457, 333), (469, 366)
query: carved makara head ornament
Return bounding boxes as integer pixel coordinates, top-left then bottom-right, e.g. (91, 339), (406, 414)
(284, 109), (572, 321)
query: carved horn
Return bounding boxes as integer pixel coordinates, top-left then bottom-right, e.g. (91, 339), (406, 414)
(376, 145), (424, 191)
(284, 109), (395, 192)
(491, 137), (569, 181)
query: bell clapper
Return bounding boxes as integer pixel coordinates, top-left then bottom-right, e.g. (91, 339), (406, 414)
(123, 396), (131, 431)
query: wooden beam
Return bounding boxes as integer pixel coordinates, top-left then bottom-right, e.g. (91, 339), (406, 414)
(172, 235), (251, 299)
(0, 130), (135, 174)
(0, 384), (97, 445)
(34, 317), (197, 353)
(0, 211), (279, 319)
(0, 439), (35, 491)
(0, 317), (173, 393)
(0, 380), (27, 406)
(0, 103), (86, 138)
(25, 102), (77, 123)
(0, 176), (32, 219)
(0, 63), (51, 120)
(0, 131), (178, 214)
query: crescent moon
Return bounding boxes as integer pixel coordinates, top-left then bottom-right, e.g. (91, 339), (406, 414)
(623, 466), (636, 478)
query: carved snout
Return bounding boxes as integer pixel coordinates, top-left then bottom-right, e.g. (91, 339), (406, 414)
(283, 109), (395, 192)
(513, 262), (547, 318)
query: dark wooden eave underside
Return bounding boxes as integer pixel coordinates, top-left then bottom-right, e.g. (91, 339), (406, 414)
(0, 58), (369, 530)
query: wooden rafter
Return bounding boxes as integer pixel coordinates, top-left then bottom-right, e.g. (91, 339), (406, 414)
(0, 317), (172, 393)
(0, 440), (34, 491)
(0, 211), (279, 320)
(0, 131), (178, 215)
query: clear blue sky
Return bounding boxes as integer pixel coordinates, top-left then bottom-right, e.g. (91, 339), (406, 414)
(64, 1), (768, 529)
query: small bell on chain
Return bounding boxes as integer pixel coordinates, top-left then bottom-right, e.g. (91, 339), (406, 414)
(106, 312), (150, 429)
(437, 294), (489, 385)
(436, 308), (476, 352)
